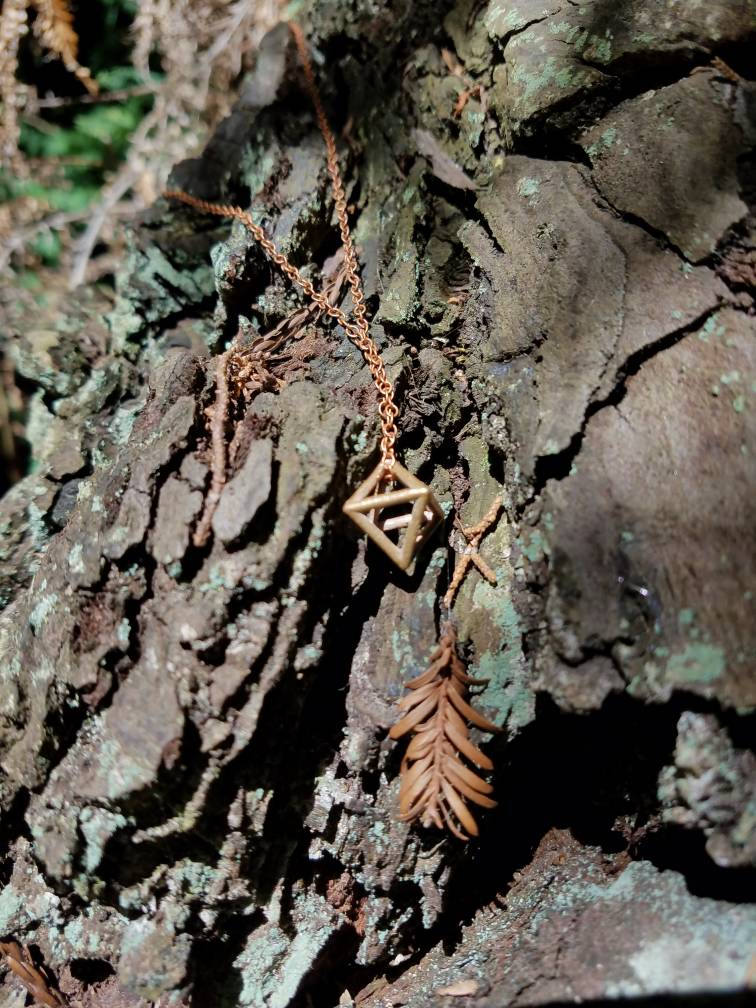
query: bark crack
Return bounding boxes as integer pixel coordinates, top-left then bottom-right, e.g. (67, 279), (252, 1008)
(529, 303), (724, 499)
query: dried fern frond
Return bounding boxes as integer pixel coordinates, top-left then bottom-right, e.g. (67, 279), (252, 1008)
(32, 0), (98, 96)
(389, 624), (499, 841)
(0, 939), (67, 1007)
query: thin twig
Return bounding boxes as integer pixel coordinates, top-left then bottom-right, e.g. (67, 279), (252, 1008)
(443, 498), (502, 608)
(68, 163), (138, 288)
(0, 204), (134, 272)
(67, 95), (167, 287)
(193, 349), (231, 548)
(34, 82), (157, 109)
(132, 758), (221, 843)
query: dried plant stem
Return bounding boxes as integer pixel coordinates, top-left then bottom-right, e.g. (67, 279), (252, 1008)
(444, 497), (502, 608)
(1, 204), (135, 273)
(34, 82), (157, 109)
(68, 158), (139, 288)
(132, 757), (220, 843)
(194, 349), (231, 547)
(0, 0), (28, 166)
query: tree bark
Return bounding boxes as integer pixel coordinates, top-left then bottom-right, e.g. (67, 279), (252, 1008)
(1, 2), (755, 1006)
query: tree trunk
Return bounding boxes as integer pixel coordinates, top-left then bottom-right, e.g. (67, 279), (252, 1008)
(1, 2), (755, 1006)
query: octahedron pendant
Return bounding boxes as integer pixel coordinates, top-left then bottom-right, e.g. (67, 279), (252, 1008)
(343, 460), (444, 571)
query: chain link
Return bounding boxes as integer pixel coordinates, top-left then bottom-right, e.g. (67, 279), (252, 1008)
(164, 22), (398, 470)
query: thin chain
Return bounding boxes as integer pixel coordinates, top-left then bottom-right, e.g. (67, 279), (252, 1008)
(164, 22), (398, 470)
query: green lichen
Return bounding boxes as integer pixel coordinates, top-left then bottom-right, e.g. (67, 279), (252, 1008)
(349, 425), (369, 455)
(28, 499), (52, 550)
(484, 3), (522, 38)
(0, 886), (25, 932)
(587, 126), (618, 159)
(284, 510), (326, 604)
(111, 402), (140, 447)
(666, 643), (725, 686)
(29, 583), (58, 633)
(95, 728), (163, 802)
(116, 619), (131, 648)
(701, 313), (725, 341)
(198, 564), (236, 594)
(519, 528), (550, 563)
(474, 580), (532, 730)
(110, 243), (214, 354)
(391, 627), (416, 682)
(234, 897), (337, 1008)
(79, 807), (130, 874)
(516, 176), (540, 201)
(68, 543), (85, 575)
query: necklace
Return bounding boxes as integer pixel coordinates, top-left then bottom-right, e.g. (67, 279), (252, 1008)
(164, 23), (442, 570)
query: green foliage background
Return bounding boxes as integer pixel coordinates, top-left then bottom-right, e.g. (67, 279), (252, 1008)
(3, 0), (154, 267)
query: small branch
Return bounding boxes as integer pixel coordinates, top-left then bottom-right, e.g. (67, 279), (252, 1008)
(68, 164), (138, 288)
(0, 208), (89, 271)
(0, 202), (136, 272)
(132, 758), (221, 843)
(193, 350), (231, 548)
(443, 498), (502, 609)
(67, 99), (164, 288)
(34, 82), (157, 109)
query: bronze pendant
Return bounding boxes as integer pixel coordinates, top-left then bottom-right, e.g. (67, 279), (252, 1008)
(343, 460), (443, 571)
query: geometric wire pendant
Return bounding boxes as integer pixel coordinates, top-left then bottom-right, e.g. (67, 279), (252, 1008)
(343, 459), (444, 571)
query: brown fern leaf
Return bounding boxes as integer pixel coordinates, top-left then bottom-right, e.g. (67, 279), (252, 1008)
(389, 624), (499, 841)
(33, 0), (98, 96)
(0, 939), (67, 1007)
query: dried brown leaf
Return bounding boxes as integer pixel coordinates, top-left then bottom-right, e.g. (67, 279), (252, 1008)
(443, 755), (493, 795)
(444, 717), (493, 771)
(0, 940), (67, 1007)
(448, 685), (500, 732)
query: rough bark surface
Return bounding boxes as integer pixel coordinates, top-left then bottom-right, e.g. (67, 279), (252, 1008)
(1, 2), (755, 1006)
